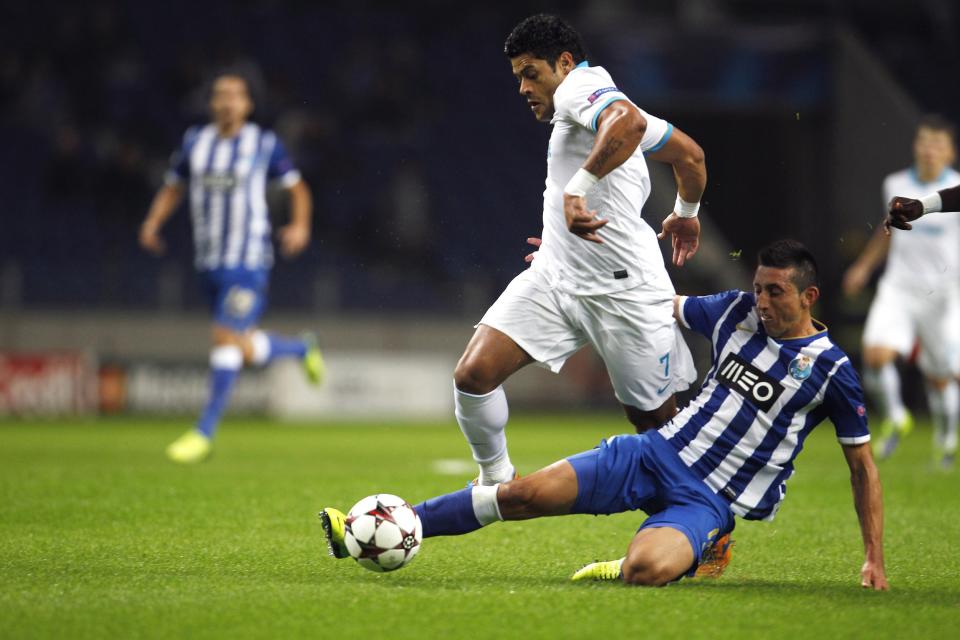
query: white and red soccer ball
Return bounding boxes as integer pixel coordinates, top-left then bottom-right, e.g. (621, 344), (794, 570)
(344, 494), (423, 572)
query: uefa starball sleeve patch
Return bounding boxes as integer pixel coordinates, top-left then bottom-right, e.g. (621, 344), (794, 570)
(587, 86), (619, 104)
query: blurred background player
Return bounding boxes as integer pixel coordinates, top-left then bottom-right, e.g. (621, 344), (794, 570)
(453, 14), (706, 485)
(842, 115), (960, 467)
(139, 72), (324, 463)
(323, 240), (887, 590)
(883, 182), (960, 468)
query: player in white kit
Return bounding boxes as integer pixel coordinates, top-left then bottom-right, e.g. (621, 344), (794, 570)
(843, 116), (960, 467)
(454, 15), (707, 485)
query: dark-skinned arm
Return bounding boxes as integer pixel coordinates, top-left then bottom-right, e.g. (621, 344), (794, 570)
(562, 101), (644, 244)
(647, 127), (707, 266)
(886, 184), (960, 231)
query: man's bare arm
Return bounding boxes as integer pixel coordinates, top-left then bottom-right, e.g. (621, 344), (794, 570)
(583, 101), (645, 178)
(646, 127), (707, 267)
(139, 183), (185, 255)
(841, 226), (890, 297)
(842, 443), (888, 591)
(886, 184), (960, 231)
(277, 179), (313, 258)
(646, 126), (706, 205)
(561, 101), (645, 244)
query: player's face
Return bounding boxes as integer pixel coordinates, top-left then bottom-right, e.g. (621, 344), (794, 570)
(753, 266), (818, 339)
(913, 127), (955, 177)
(210, 76), (253, 128)
(510, 52), (575, 122)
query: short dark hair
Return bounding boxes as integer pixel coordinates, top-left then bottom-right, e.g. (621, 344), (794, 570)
(917, 113), (957, 145)
(757, 239), (819, 291)
(504, 14), (587, 67)
(210, 69), (257, 102)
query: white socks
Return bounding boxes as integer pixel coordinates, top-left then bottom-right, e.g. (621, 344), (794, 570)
(249, 330), (271, 366)
(471, 484), (504, 525)
(454, 383), (514, 485)
(864, 363), (908, 426)
(927, 381), (959, 454)
(211, 344), (243, 370)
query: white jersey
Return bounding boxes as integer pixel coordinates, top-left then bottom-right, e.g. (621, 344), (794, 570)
(531, 63), (675, 297)
(881, 167), (960, 292)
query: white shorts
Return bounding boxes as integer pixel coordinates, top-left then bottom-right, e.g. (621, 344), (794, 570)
(862, 279), (960, 378)
(478, 268), (697, 410)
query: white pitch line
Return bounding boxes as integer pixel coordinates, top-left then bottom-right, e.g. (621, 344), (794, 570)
(431, 459), (477, 475)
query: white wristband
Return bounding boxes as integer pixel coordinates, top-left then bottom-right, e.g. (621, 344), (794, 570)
(920, 192), (942, 215)
(674, 195), (700, 218)
(564, 168), (599, 197)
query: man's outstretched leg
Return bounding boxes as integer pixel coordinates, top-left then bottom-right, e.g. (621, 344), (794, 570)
(248, 329), (326, 385)
(166, 326), (244, 464)
(320, 459), (579, 557)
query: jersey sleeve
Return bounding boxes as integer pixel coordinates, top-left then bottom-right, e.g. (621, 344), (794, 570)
(553, 68), (672, 150)
(163, 126), (198, 186)
(823, 362), (871, 445)
(638, 109), (671, 154)
(679, 290), (743, 337)
(266, 135), (302, 187)
(553, 68), (630, 133)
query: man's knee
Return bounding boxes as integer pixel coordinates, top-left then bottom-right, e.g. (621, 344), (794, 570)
(624, 397), (676, 433)
(212, 325), (243, 347)
(495, 479), (537, 518)
(454, 353), (501, 394)
(621, 551), (683, 587)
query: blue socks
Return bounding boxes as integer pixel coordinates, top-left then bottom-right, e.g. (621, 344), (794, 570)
(196, 345), (243, 438)
(414, 485), (503, 538)
(267, 333), (307, 359)
(415, 488), (481, 538)
(250, 330), (307, 365)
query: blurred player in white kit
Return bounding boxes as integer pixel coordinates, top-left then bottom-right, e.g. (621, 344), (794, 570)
(843, 115), (960, 468)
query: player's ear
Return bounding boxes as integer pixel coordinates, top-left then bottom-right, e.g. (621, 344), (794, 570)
(801, 286), (820, 308)
(557, 51), (575, 74)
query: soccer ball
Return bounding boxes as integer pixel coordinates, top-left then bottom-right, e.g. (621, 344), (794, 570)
(344, 494), (422, 572)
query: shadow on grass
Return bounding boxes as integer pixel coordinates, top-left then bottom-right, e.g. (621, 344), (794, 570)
(672, 576), (959, 605)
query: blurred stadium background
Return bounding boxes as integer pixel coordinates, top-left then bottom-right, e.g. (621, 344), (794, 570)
(1, 0), (957, 420)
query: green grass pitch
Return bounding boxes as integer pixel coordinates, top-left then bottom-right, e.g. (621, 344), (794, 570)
(1, 415), (958, 639)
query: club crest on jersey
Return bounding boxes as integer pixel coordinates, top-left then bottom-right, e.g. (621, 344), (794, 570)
(788, 355), (813, 380)
(587, 86), (618, 104)
(716, 353), (784, 412)
(225, 286), (257, 318)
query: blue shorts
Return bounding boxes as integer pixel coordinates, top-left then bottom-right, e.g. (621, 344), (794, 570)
(198, 268), (268, 332)
(567, 431), (735, 577)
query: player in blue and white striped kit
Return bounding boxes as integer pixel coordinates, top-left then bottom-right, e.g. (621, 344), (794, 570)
(140, 73), (324, 464)
(321, 240), (888, 590)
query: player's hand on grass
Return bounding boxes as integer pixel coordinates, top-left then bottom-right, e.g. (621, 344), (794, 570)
(841, 262), (870, 297)
(860, 559), (889, 591)
(563, 193), (608, 244)
(524, 237), (541, 263)
(885, 196), (923, 233)
(658, 212), (700, 266)
(278, 223), (310, 258)
(138, 223), (166, 256)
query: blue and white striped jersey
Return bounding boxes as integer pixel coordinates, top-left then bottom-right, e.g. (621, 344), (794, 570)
(165, 123), (301, 271)
(659, 290), (870, 521)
